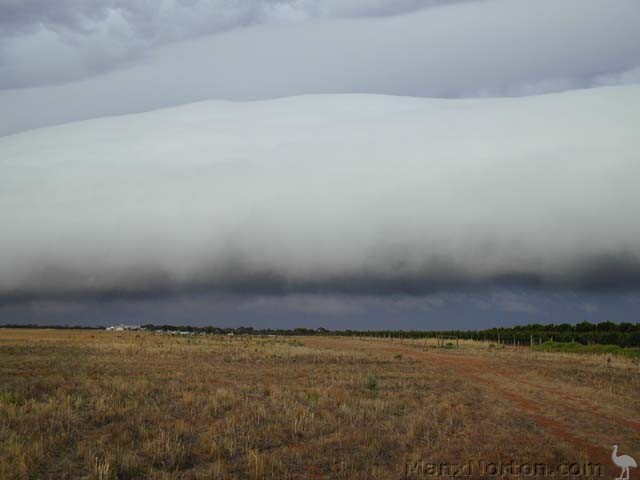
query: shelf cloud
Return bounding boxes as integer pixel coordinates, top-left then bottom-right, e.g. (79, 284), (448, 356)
(1, 85), (639, 306)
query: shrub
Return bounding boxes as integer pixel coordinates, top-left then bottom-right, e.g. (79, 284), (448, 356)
(364, 372), (379, 393)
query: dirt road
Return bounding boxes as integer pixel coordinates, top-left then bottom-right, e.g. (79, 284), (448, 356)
(310, 337), (640, 471)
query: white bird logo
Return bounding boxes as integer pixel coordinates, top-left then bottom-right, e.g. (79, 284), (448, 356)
(612, 445), (637, 480)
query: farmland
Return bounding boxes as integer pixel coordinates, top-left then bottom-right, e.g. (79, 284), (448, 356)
(1, 329), (639, 479)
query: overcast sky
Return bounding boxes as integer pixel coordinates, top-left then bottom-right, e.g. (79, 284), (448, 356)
(1, 0), (639, 328)
(1, 0), (456, 89)
(2, 0), (640, 136)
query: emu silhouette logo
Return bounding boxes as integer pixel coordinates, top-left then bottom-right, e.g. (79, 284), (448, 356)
(612, 445), (637, 480)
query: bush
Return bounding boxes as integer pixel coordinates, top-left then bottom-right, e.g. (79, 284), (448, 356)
(364, 373), (379, 393)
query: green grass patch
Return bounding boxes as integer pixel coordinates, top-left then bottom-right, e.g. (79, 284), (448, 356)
(533, 341), (640, 359)
(0, 390), (25, 406)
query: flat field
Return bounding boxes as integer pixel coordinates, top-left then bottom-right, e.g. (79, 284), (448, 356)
(0, 329), (639, 479)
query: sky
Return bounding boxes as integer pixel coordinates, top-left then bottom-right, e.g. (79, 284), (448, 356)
(1, 0), (639, 329)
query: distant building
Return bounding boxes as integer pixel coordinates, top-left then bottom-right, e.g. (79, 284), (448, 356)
(106, 324), (141, 331)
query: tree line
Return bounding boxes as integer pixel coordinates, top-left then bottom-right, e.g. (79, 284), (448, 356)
(2, 321), (639, 347)
(338, 321), (640, 347)
(138, 321), (640, 347)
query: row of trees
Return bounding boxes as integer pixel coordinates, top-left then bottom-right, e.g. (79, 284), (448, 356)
(138, 321), (640, 347)
(340, 322), (640, 347)
(3, 321), (639, 347)
(139, 325), (329, 336)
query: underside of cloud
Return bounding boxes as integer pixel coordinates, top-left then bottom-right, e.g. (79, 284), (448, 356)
(0, 0), (474, 90)
(2, 0), (640, 136)
(1, 85), (639, 305)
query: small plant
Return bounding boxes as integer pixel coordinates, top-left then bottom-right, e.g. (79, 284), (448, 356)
(0, 390), (24, 406)
(94, 457), (112, 480)
(247, 450), (265, 480)
(364, 372), (379, 393)
(394, 353), (403, 360)
(305, 390), (320, 403)
(445, 342), (455, 349)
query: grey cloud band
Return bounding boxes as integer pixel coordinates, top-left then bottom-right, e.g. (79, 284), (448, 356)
(1, 87), (639, 305)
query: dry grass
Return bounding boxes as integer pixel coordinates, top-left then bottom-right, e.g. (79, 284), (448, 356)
(0, 329), (638, 479)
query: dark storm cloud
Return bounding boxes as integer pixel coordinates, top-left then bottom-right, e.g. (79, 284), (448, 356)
(572, 253), (640, 292)
(2, 253), (640, 308)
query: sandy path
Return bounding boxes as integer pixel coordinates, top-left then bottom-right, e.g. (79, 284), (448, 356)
(309, 338), (640, 469)
(420, 350), (613, 463)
